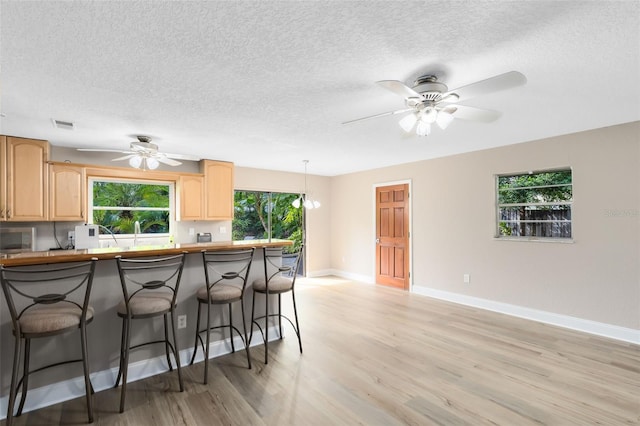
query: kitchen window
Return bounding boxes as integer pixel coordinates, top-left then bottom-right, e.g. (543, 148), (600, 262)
(496, 169), (572, 240)
(88, 178), (174, 237)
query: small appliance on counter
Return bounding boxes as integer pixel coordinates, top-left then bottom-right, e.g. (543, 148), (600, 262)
(0, 227), (36, 253)
(197, 232), (212, 243)
(75, 224), (100, 249)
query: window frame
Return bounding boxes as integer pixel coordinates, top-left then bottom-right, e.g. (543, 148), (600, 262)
(87, 176), (176, 240)
(495, 167), (573, 242)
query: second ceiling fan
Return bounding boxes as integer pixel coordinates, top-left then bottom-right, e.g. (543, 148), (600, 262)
(344, 71), (527, 136)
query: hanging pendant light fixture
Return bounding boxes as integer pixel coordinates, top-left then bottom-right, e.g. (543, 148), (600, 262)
(292, 160), (321, 209)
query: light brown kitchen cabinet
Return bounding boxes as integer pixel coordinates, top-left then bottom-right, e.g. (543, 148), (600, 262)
(0, 136), (6, 220)
(0, 136), (49, 221)
(178, 174), (204, 220)
(49, 163), (86, 221)
(202, 160), (234, 220)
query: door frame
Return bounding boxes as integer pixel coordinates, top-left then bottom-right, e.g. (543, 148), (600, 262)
(372, 179), (413, 291)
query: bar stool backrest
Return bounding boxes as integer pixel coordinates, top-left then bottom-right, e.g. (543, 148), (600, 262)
(116, 254), (186, 316)
(202, 248), (255, 291)
(263, 245), (304, 287)
(0, 260), (97, 338)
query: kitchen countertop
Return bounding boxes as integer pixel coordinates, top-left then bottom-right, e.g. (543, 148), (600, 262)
(0, 239), (293, 267)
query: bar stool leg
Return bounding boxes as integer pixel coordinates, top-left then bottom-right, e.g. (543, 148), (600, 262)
(119, 316), (132, 413)
(241, 300), (252, 369)
(114, 318), (126, 388)
(229, 304), (236, 353)
(80, 322), (94, 423)
(249, 292), (256, 345)
(170, 308), (184, 391)
(204, 300), (211, 384)
(163, 315), (173, 371)
(264, 290), (269, 364)
(278, 294), (283, 339)
(16, 338), (31, 416)
(6, 334), (21, 426)
(190, 303), (203, 365)
(292, 288), (303, 354)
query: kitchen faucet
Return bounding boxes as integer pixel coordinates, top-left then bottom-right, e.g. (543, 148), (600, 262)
(133, 221), (141, 247)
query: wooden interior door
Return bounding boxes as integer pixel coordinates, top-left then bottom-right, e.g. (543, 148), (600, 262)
(375, 184), (410, 290)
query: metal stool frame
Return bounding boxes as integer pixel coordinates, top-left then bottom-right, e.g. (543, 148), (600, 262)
(190, 248), (255, 381)
(114, 253), (186, 413)
(250, 245), (304, 364)
(0, 259), (97, 425)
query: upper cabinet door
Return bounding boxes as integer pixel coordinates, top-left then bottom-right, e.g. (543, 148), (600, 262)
(178, 174), (204, 221)
(4, 137), (49, 221)
(0, 136), (6, 220)
(49, 163), (86, 221)
(202, 160), (234, 221)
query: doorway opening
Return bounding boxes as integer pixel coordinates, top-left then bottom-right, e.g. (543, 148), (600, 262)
(232, 190), (304, 275)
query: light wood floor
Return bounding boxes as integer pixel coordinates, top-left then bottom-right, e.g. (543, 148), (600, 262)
(3, 277), (639, 425)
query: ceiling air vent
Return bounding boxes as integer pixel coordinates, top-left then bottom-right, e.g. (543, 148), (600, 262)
(51, 119), (75, 130)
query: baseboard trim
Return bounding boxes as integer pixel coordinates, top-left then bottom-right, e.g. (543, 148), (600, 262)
(412, 286), (640, 345)
(0, 327), (280, 420)
(320, 269), (374, 284)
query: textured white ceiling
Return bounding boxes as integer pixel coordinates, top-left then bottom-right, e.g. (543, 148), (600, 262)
(1, 1), (638, 176)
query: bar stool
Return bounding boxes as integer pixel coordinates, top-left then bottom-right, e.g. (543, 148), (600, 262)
(190, 248), (255, 382)
(0, 259), (97, 425)
(114, 253), (186, 413)
(250, 245), (304, 364)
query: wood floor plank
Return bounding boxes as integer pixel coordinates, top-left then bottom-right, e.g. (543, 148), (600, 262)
(2, 277), (638, 425)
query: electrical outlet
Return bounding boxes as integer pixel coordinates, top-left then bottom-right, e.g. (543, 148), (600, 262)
(177, 315), (187, 329)
(463, 274), (470, 284)
(189, 228), (195, 236)
(68, 231), (75, 241)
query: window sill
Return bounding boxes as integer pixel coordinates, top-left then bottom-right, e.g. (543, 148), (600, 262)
(493, 236), (575, 244)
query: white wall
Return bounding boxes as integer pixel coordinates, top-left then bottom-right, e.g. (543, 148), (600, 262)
(330, 122), (640, 331)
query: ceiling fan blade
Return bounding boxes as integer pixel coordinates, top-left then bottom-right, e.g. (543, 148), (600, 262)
(376, 80), (423, 100)
(343, 108), (413, 125)
(155, 156), (182, 166)
(111, 154), (137, 161)
(451, 105), (502, 122)
(77, 148), (132, 153)
(163, 152), (201, 161)
(446, 71), (526, 102)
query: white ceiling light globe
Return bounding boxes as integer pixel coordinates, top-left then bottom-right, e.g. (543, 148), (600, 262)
(129, 156), (143, 168)
(398, 113), (418, 133)
(146, 157), (160, 170)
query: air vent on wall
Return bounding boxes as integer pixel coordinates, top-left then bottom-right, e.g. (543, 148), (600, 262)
(51, 119), (75, 130)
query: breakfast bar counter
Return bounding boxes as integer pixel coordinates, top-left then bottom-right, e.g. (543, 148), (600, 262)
(0, 239), (292, 267)
(0, 238), (295, 415)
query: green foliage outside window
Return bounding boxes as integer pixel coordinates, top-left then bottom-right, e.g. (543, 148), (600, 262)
(497, 170), (572, 238)
(92, 181), (170, 234)
(233, 191), (302, 253)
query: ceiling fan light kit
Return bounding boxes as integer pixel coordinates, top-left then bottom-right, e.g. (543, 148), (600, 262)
(344, 71), (526, 137)
(76, 135), (200, 169)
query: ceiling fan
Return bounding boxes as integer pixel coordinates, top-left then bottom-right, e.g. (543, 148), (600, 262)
(78, 135), (200, 169)
(343, 71), (527, 136)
